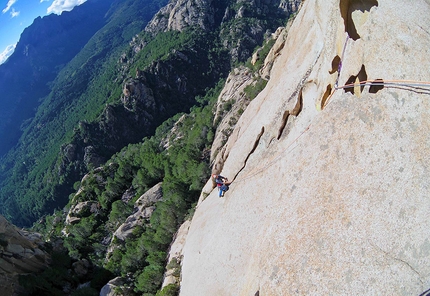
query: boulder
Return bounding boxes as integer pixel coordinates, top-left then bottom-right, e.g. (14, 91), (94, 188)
(65, 201), (99, 225)
(72, 258), (91, 278)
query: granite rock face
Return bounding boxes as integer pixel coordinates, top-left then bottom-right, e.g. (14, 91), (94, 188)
(0, 215), (50, 295)
(180, 0), (430, 295)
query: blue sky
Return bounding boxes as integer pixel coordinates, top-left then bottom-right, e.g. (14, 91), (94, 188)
(0, 0), (87, 64)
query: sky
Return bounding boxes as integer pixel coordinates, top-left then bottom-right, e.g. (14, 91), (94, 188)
(0, 0), (87, 65)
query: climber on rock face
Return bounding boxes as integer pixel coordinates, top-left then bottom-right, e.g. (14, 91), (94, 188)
(212, 174), (231, 197)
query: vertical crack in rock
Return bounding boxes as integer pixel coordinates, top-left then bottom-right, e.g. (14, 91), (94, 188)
(277, 111), (290, 140)
(267, 49), (322, 155)
(291, 88), (303, 116)
(340, 0), (379, 40)
(232, 127), (265, 181)
(277, 87), (302, 140)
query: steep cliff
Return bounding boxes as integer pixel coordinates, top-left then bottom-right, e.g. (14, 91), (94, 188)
(179, 0), (430, 294)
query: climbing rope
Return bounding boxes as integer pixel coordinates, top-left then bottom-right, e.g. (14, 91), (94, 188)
(334, 34), (350, 88)
(230, 78), (430, 185)
(324, 79), (430, 109)
(335, 80), (430, 90)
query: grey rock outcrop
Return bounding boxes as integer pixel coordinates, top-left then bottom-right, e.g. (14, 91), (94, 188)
(145, 0), (215, 34)
(122, 78), (156, 112)
(279, 0), (301, 13)
(113, 183), (163, 242)
(100, 277), (125, 296)
(180, 0), (430, 295)
(65, 201), (99, 225)
(0, 215), (50, 295)
(161, 114), (187, 149)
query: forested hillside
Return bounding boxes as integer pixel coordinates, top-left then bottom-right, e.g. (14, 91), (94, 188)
(0, 0), (169, 226)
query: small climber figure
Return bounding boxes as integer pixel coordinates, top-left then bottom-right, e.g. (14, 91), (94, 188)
(212, 174), (231, 197)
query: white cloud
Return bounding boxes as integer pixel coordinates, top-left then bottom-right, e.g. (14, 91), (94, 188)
(47, 0), (87, 15)
(0, 44), (16, 65)
(10, 7), (20, 18)
(2, 0), (17, 14)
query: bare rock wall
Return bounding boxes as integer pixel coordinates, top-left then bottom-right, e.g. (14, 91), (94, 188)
(180, 0), (430, 294)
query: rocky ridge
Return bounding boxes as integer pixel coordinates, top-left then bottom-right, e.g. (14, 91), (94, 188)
(145, 0), (216, 33)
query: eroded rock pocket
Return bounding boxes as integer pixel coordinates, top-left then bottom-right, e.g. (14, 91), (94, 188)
(340, 0), (378, 40)
(344, 64), (368, 95)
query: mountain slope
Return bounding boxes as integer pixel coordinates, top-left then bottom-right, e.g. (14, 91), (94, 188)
(179, 0), (430, 294)
(0, 0), (116, 156)
(0, 0), (169, 226)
